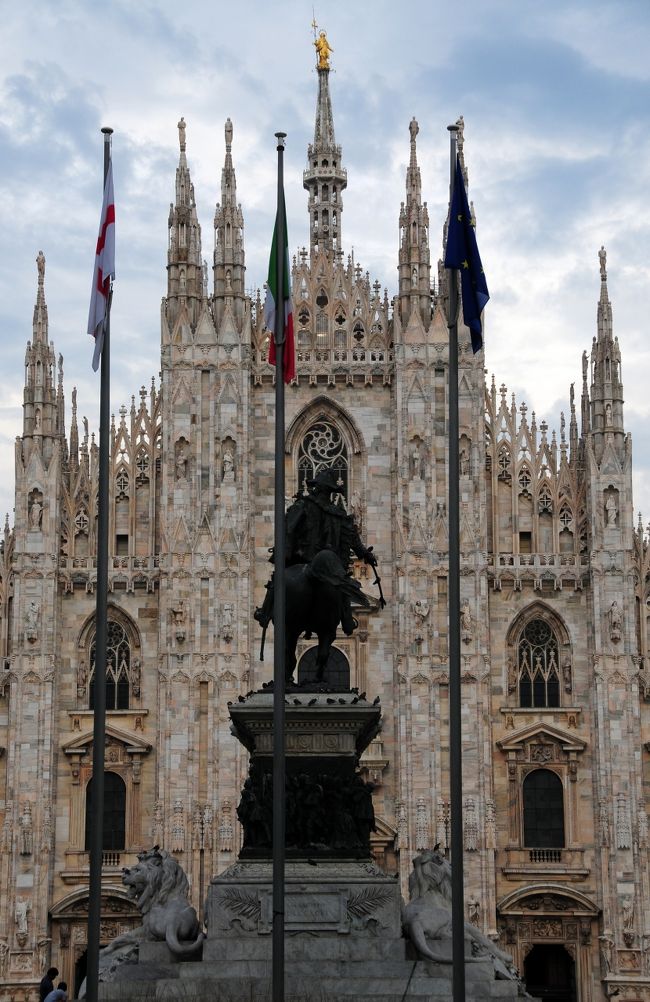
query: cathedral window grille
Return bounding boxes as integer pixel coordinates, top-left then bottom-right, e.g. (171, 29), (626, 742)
(334, 307), (346, 326)
(497, 447), (511, 482)
(559, 506), (572, 529)
(297, 421), (348, 500)
(539, 488), (553, 514)
(316, 290), (328, 308)
(518, 468), (531, 494)
(316, 312), (329, 345)
(353, 323), (365, 342)
(135, 451), (150, 483)
(298, 306), (310, 327)
(75, 510), (89, 535)
(334, 329), (347, 349)
(89, 620), (131, 711)
(518, 619), (560, 708)
(116, 469), (129, 498)
(523, 769), (565, 848)
(297, 329), (312, 350)
(353, 298), (363, 317)
(85, 772), (126, 851)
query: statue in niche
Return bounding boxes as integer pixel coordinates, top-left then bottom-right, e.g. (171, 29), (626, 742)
(605, 402), (613, 426)
(131, 658), (141, 697)
(25, 600), (40, 643)
(468, 898), (480, 927)
(172, 601), (186, 643)
(562, 657), (572, 693)
(605, 492), (618, 527)
(221, 604), (234, 643)
(0, 940), (8, 978)
(608, 601), (623, 643)
(14, 898), (29, 947)
(410, 442), (424, 480)
(222, 447), (235, 484)
(29, 495), (43, 530)
(19, 803), (33, 856)
(622, 895), (635, 947)
(175, 443), (188, 481)
(77, 662), (87, 699)
(459, 446), (470, 476)
(34, 408), (42, 431)
(460, 601), (473, 644)
(349, 490), (362, 532)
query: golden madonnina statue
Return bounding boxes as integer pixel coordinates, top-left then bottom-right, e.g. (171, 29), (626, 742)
(314, 30), (333, 70)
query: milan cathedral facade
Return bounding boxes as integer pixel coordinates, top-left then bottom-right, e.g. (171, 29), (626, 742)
(0, 49), (648, 1002)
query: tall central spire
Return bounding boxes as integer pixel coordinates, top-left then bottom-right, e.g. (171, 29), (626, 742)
(303, 29), (347, 259)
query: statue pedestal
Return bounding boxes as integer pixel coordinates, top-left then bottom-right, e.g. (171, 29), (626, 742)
(230, 687), (381, 859)
(98, 687), (530, 1000)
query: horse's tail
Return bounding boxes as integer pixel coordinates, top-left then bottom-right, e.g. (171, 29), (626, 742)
(259, 623), (267, 662)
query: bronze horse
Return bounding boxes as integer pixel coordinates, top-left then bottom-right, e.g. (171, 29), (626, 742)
(259, 548), (370, 684)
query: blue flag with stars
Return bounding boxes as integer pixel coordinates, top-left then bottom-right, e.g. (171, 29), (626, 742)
(444, 154), (489, 353)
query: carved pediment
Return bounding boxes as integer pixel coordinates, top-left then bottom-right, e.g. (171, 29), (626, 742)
(498, 883), (598, 916)
(497, 721), (586, 756)
(62, 723), (152, 757)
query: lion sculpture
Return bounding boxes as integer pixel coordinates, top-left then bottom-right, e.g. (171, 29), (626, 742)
(79, 847), (203, 997)
(402, 849), (520, 982)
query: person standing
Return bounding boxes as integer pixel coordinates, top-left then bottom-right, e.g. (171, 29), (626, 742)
(39, 968), (58, 1002)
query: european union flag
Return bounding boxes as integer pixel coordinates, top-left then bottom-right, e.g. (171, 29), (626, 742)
(444, 154), (489, 353)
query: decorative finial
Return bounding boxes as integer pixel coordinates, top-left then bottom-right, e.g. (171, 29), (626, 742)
(36, 250), (45, 284)
(314, 28), (333, 70)
(225, 117), (233, 151)
(599, 245), (607, 281)
(177, 116), (187, 152)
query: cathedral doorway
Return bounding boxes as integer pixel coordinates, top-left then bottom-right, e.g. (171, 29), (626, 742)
(298, 645), (350, 688)
(74, 949), (87, 999)
(524, 944), (576, 1002)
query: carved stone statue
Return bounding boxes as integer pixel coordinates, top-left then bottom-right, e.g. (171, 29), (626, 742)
(29, 497), (43, 529)
(412, 599), (429, 626)
(402, 850), (520, 981)
(622, 895), (635, 947)
(314, 30), (333, 70)
(25, 600), (39, 643)
(172, 600), (186, 642)
(79, 848), (203, 997)
(605, 492), (617, 527)
(14, 898), (30, 947)
(175, 445), (188, 481)
(460, 600), (473, 644)
(410, 442), (424, 480)
(19, 803), (33, 856)
(608, 600), (622, 643)
(221, 604), (234, 643)
(222, 448), (234, 484)
(36, 250), (45, 280)
(177, 116), (186, 152)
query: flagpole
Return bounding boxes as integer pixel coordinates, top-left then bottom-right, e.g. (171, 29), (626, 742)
(86, 125), (113, 1002)
(446, 122), (466, 1002)
(272, 130), (287, 1002)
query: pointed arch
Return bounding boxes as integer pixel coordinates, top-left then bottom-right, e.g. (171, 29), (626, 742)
(286, 397), (366, 503)
(506, 601), (571, 708)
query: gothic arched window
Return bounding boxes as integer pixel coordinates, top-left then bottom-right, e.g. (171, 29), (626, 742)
(89, 620), (131, 711)
(523, 769), (564, 848)
(518, 619), (560, 708)
(297, 421), (349, 500)
(85, 772), (126, 851)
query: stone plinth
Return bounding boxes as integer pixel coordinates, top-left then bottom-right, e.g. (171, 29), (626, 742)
(231, 688), (381, 859)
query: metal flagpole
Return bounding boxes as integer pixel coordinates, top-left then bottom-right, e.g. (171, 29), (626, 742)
(446, 122), (466, 1002)
(272, 131), (288, 1002)
(86, 126), (113, 1002)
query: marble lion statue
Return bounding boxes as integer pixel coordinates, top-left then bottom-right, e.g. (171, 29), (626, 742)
(79, 847), (203, 997)
(402, 848), (519, 981)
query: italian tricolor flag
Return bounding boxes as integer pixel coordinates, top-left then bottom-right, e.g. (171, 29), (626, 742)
(264, 194), (295, 384)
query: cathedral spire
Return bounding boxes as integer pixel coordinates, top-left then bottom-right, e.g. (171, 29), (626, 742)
(303, 29), (346, 259)
(23, 252), (58, 441)
(166, 117), (203, 332)
(589, 246), (625, 463)
(397, 118), (431, 330)
(213, 117), (246, 327)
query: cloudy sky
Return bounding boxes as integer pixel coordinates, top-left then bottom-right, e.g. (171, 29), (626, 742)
(1, 0), (649, 527)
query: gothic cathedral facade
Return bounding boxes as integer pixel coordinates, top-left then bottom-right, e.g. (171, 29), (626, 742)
(0, 52), (649, 1002)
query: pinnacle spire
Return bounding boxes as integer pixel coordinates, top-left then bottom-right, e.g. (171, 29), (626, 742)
(397, 118), (431, 330)
(213, 117), (245, 325)
(165, 118), (204, 331)
(589, 246), (624, 462)
(23, 251), (59, 442)
(303, 29), (346, 258)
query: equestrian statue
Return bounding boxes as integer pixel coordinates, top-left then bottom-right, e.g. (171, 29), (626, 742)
(254, 469), (384, 684)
